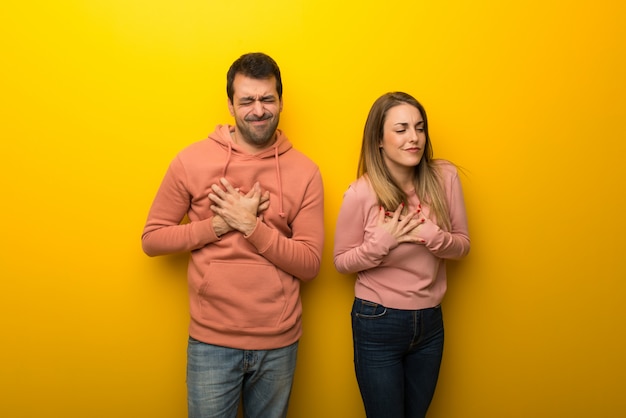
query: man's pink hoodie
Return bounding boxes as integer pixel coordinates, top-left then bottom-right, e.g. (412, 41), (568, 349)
(142, 125), (324, 350)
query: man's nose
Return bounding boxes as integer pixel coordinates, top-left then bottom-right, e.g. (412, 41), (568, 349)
(251, 100), (265, 116)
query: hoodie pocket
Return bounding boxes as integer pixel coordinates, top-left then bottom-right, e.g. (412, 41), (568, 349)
(198, 261), (287, 329)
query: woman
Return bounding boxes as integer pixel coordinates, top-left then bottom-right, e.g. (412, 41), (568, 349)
(334, 92), (470, 418)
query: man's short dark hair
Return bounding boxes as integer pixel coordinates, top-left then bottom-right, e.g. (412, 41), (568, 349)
(226, 52), (283, 102)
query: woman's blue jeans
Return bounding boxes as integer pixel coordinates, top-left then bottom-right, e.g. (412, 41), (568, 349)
(186, 337), (298, 418)
(351, 298), (445, 418)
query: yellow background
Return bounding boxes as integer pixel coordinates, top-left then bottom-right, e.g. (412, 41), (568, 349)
(2, 1), (625, 417)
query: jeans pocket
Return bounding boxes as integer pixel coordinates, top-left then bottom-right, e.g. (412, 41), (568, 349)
(353, 298), (387, 319)
(188, 336), (202, 345)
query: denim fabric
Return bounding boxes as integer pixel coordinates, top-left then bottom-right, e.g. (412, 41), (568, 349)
(351, 298), (444, 418)
(186, 337), (298, 418)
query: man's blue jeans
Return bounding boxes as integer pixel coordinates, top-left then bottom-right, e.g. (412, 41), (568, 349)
(351, 298), (445, 418)
(186, 337), (298, 418)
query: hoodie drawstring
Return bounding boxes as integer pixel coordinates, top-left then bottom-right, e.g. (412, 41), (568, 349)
(274, 147), (285, 218)
(221, 142), (233, 178)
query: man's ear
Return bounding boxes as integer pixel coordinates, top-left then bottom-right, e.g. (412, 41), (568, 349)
(227, 98), (235, 116)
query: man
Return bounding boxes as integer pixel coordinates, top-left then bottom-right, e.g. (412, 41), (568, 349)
(142, 52), (324, 418)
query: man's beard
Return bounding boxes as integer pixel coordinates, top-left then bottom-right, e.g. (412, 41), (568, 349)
(235, 113), (280, 148)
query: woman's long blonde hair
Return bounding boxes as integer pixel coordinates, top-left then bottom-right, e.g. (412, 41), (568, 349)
(357, 92), (451, 231)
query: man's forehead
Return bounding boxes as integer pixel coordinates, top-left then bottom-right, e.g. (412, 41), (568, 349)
(233, 74), (278, 98)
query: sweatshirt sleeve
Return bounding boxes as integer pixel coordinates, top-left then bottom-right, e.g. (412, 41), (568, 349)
(416, 167), (470, 259)
(333, 184), (398, 274)
(141, 157), (220, 256)
(244, 168), (325, 282)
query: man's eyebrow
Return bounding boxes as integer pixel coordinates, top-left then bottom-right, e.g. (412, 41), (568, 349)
(239, 94), (276, 101)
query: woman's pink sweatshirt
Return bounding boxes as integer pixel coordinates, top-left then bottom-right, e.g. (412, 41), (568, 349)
(142, 125), (324, 350)
(333, 161), (469, 310)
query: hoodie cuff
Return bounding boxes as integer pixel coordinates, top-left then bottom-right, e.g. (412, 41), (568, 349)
(244, 218), (273, 253)
(191, 217), (220, 245)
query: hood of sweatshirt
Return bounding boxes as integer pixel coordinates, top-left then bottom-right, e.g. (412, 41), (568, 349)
(208, 124), (292, 217)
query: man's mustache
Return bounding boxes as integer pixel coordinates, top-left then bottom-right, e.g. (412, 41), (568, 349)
(245, 113), (273, 122)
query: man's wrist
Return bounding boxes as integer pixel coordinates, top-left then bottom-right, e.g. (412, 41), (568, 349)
(212, 215), (231, 237)
(241, 217), (259, 237)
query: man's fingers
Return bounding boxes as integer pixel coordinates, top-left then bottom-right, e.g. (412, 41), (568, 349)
(219, 177), (237, 193)
(208, 191), (222, 204)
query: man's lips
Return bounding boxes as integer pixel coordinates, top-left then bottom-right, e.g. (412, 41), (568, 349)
(245, 114), (272, 123)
